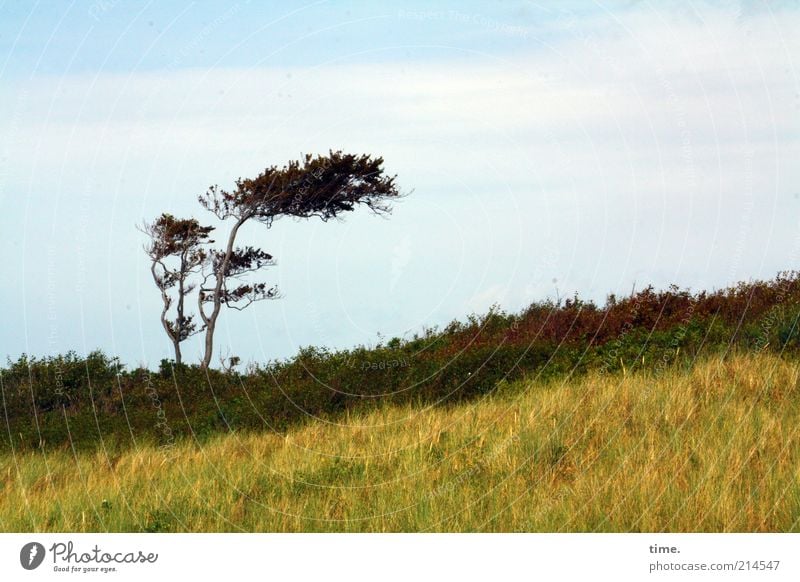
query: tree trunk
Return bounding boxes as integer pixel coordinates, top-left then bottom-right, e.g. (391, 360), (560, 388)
(199, 216), (247, 369)
(201, 319), (216, 369)
(175, 251), (187, 365)
(153, 261), (182, 365)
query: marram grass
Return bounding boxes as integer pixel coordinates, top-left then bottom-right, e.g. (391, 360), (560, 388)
(2, 352), (799, 532)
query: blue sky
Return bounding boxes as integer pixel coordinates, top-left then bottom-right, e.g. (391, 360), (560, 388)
(0, 0), (564, 75)
(1, 1), (799, 366)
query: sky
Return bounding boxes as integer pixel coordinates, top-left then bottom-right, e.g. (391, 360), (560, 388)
(1, 0), (799, 367)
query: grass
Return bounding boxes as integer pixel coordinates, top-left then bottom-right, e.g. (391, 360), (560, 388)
(2, 351), (799, 532)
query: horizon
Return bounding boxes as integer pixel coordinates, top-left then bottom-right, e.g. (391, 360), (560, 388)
(2, 269), (797, 369)
(1, 1), (799, 366)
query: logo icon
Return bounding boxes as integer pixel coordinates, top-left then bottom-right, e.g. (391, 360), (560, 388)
(20, 542), (46, 570)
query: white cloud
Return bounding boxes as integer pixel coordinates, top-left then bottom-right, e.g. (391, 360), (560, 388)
(1, 2), (799, 362)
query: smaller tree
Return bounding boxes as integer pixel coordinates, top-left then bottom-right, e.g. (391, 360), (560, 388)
(141, 213), (214, 365)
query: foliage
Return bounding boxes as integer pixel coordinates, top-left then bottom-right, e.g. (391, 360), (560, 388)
(198, 151), (401, 225)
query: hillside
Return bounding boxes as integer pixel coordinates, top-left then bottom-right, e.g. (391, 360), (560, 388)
(3, 352), (799, 532)
(3, 272), (800, 453)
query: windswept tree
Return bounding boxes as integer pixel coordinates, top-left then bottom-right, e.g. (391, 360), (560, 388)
(196, 150), (402, 369)
(141, 213), (214, 365)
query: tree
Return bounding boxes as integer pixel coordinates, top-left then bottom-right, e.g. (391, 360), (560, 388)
(196, 150), (402, 369)
(141, 213), (214, 365)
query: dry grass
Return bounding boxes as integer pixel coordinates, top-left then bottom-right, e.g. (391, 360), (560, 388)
(2, 352), (799, 532)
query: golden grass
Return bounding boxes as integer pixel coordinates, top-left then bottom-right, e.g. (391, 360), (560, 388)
(2, 352), (799, 532)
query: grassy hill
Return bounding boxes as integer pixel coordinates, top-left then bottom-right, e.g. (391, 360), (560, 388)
(4, 271), (800, 454)
(3, 352), (799, 532)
